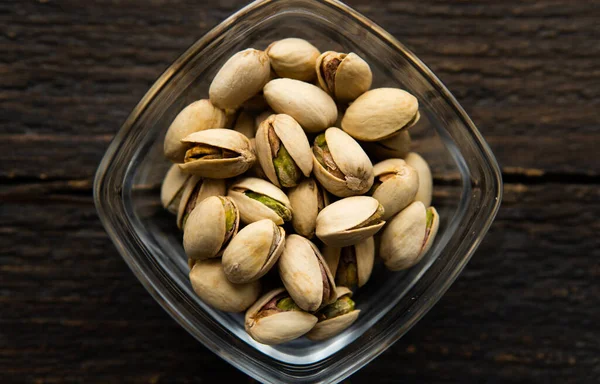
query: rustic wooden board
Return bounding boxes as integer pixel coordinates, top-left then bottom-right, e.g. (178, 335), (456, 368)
(1, 0), (599, 383)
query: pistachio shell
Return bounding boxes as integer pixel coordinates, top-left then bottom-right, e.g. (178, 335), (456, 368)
(371, 159), (419, 220)
(316, 51), (372, 103)
(233, 110), (256, 138)
(322, 237), (374, 289)
(255, 114), (313, 188)
(263, 78), (337, 133)
(312, 128), (374, 197)
(178, 129), (256, 178)
(163, 100), (227, 162)
(405, 152), (433, 207)
(227, 177), (292, 225)
(183, 196), (239, 260)
(341, 88), (419, 141)
(364, 129), (412, 160)
(321, 245), (341, 278)
(316, 196), (385, 247)
(222, 219), (285, 284)
(380, 201), (439, 271)
(190, 259), (260, 312)
(176, 177), (226, 229)
(278, 235), (337, 312)
(287, 178), (328, 238)
(209, 48), (271, 109)
(161, 164), (191, 214)
(245, 288), (318, 345)
(266, 38), (320, 81)
(246, 139), (269, 180)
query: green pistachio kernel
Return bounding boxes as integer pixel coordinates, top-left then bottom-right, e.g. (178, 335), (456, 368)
(351, 204), (384, 229)
(244, 191), (292, 221)
(273, 144), (302, 187)
(317, 295), (355, 321)
(276, 297), (302, 312)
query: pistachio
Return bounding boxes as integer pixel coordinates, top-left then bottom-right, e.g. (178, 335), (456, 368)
(227, 177), (292, 225)
(263, 78), (337, 133)
(322, 236), (374, 290)
(306, 287), (360, 341)
(312, 127), (374, 197)
(364, 130), (411, 161)
(370, 158), (419, 220)
(255, 114), (313, 188)
(245, 139), (269, 180)
(161, 164), (191, 214)
(209, 48), (271, 109)
(278, 234), (337, 312)
(266, 38), (320, 82)
(190, 259), (261, 312)
(163, 100), (227, 162)
(316, 51), (372, 103)
(176, 176), (226, 229)
(379, 201), (439, 271)
(222, 219), (285, 284)
(405, 152), (433, 207)
(316, 196), (385, 247)
(341, 88), (420, 141)
(245, 288), (317, 345)
(287, 178), (330, 238)
(183, 196), (239, 260)
(178, 129), (256, 178)
(233, 110), (256, 139)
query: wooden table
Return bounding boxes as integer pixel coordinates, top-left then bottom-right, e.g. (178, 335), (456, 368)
(2, 1), (599, 382)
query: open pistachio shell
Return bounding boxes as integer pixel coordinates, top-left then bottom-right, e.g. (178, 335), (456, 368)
(263, 78), (337, 133)
(341, 88), (419, 141)
(316, 51), (372, 103)
(245, 288), (318, 345)
(278, 235), (337, 312)
(222, 219), (285, 284)
(266, 38), (320, 82)
(371, 158), (419, 220)
(233, 110), (256, 139)
(163, 100), (227, 163)
(178, 129), (256, 178)
(227, 177), (292, 225)
(364, 129), (412, 160)
(209, 48), (271, 110)
(306, 287), (360, 341)
(316, 196), (385, 247)
(183, 196), (239, 260)
(255, 114), (313, 188)
(176, 177), (226, 229)
(405, 152), (433, 207)
(161, 164), (191, 214)
(190, 259), (261, 313)
(287, 178), (329, 238)
(312, 127), (374, 197)
(380, 201), (440, 271)
(322, 237), (375, 290)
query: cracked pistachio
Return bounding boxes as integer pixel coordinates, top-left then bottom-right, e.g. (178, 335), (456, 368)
(341, 88), (420, 142)
(364, 129), (412, 161)
(176, 176), (226, 229)
(306, 287), (360, 341)
(312, 127), (374, 197)
(405, 152), (433, 207)
(227, 177), (292, 225)
(380, 201), (439, 271)
(287, 178), (330, 238)
(178, 129), (256, 178)
(370, 158), (419, 220)
(183, 196), (239, 261)
(245, 288), (317, 345)
(321, 236), (374, 290)
(163, 100), (227, 163)
(161, 164), (192, 214)
(190, 259), (261, 313)
(266, 38), (320, 82)
(316, 196), (385, 247)
(222, 219), (286, 284)
(255, 114), (313, 188)
(209, 48), (271, 110)
(316, 51), (372, 103)
(278, 235), (337, 312)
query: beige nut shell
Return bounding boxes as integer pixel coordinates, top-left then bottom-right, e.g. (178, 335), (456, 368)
(316, 51), (372, 103)
(266, 38), (320, 82)
(227, 177), (292, 225)
(405, 152), (433, 207)
(372, 158), (419, 221)
(160, 164), (191, 214)
(287, 178), (328, 238)
(176, 177), (227, 229)
(306, 287), (360, 341)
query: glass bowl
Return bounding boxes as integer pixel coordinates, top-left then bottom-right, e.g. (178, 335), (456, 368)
(94, 0), (502, 382)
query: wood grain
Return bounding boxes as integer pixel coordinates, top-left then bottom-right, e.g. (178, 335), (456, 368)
(1, 0), (599, 383)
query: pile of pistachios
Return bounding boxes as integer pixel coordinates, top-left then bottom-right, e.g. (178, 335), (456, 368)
(160, 38), (439, 345)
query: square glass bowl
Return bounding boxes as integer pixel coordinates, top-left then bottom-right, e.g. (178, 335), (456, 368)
(94, 0), (502, 382)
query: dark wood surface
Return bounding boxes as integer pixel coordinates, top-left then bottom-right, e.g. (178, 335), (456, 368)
(2, 1), (599, 383)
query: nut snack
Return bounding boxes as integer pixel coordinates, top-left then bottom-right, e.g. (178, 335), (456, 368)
(160, 38), (440, 345)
